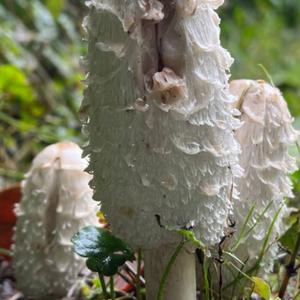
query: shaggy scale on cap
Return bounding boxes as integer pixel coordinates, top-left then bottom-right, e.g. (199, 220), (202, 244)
(13, 142), (99, 299)
(230, 79), (298, 274)
(81, 0), (242, 249)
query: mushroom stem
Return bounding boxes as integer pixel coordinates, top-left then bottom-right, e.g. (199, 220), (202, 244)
(144, 245), (196, 300)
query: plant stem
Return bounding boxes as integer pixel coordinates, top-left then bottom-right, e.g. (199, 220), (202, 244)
(253, 205), (282, 276)
(230, 204), (256, 252)
(136, 248), (142, 300)
(278, 228), (300, 299)
(227, 261), (253, 282)
(98, 273), (109, 300)
(156, 240), (185, 300)
(218, 259), (222, 300)
(202, 255), (211, 300)
(110, 276), (115, 300)
(258, 64), (275, 86)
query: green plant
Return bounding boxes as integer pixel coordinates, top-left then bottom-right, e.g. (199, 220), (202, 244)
(72, 226), (135, 300)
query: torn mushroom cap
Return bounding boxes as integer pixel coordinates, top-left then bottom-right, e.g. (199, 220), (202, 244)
(152, 67), (186, 105)
(140, 0), (164, 21)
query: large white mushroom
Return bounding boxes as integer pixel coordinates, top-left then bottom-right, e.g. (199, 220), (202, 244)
(221, 80), (299, 295)
(13, 141), (99, 299)
(81, 1), (241, 299)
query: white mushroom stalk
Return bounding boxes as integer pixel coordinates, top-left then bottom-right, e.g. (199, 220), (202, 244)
(227, 80), (298, 285)
(82, 1), (241, 298)
(13, 142), (99, 300)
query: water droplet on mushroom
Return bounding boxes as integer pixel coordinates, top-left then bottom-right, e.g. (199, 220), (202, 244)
(172, 137), (201, 155)
(124, 153), (135, 168)
(141, 174), (151, 187)
(160, 173), (178, 191)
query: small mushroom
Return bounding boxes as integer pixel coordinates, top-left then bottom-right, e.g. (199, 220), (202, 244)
(13, 142), (99, 299)
(220, 80), (299, 295)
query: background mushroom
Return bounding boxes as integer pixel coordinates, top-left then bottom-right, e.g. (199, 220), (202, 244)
(13, 141), (99, 299)
(218, 80), (299, 296)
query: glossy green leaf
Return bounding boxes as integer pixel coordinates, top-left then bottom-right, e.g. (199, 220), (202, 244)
(251, 276), (271, 300)
(72, 226), (135, 276)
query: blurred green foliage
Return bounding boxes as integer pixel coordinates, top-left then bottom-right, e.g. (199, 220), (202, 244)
(0, 0), (86, 176)
(221, 0), (300, 117)
(0, 0), (299, 179)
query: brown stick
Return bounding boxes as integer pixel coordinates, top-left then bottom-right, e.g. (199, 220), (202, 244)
(278, 229), (300, 298)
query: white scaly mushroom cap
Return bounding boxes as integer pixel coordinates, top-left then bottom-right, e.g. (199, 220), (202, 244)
(82, 0), (241, 249)
(230, 80), (299, 270)
(13, 141), (99, 299)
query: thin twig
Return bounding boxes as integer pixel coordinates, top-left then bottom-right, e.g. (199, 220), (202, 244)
(278, 227), (300, 299)
(98, 272), (109, 300)
(117, 271), (136, 287)
(217, 238), (224, 300)
(110, 276), (116, 300)
(125, 263), (145, 285)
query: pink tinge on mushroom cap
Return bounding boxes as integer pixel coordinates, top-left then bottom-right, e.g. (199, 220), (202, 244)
(31, 141), (88, 171)
(230, 80), (297, 126)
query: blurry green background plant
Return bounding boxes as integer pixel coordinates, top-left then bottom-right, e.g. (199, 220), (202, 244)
(0, 0), (86, 180)
(221, 0), (300, 117)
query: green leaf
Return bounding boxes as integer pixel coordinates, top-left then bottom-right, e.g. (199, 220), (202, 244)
(0, 64), (35, 103)
(155, 215), (206, 250)
(279, 222), (300, 253)
(224, 251), (245, 266)
(177, 229), (205, 249)
(45, 0), (65, 18)
(251, 277), (271, 300)
(72, 226), (135, 276)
